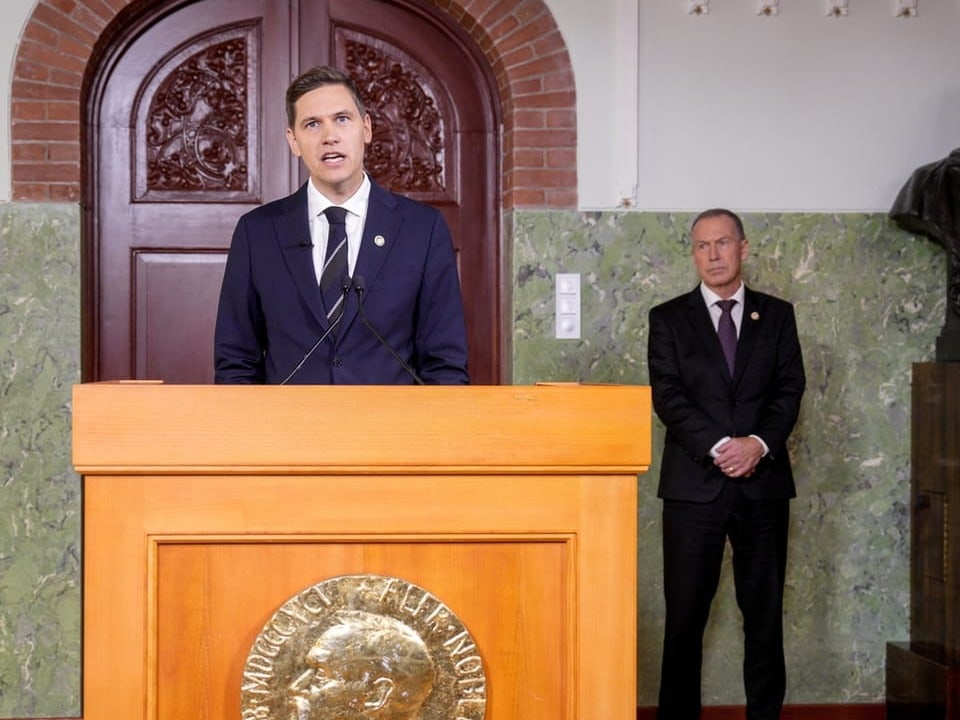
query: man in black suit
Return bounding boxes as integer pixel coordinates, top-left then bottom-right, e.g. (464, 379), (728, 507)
(214, 66), (469, 385)
(647, 208), (805, 720)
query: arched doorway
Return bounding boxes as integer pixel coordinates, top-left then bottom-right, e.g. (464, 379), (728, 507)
(10, 0), (579, 383)
(83, 0), (501, 384)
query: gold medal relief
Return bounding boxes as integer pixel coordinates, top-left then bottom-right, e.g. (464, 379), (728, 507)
(241, 574), (487, 720)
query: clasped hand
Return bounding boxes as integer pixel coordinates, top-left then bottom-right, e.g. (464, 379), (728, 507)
(714, 436), (763, 478)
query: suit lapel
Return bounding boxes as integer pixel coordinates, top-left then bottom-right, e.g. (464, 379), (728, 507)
(276, 185), (327, 327)
(684, 288), (731, 379)
(355, 182), (402, 286)
(271, 181), (407, 340)
(733, 288), (763, 383)
(338, 182), (404, 336)
(687, 286), (766, 385)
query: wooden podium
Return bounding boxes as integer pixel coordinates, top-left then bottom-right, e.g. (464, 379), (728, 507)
(72, 383), (651, 720)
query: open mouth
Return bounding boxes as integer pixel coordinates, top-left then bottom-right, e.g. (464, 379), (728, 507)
(322, 152), (346, 164)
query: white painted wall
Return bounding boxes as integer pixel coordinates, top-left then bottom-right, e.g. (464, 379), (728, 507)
(0, 0), (30, 203)
(626, 1), (960, 212)
(1, 0), (958, 211)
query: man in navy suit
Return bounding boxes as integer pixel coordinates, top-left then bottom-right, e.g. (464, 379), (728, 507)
(647, 209), (805, 720)
(214, 66), (469, 385)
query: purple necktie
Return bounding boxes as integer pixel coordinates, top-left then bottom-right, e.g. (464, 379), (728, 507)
(716, 299), (738, 375)
(320, 206), (348, 325)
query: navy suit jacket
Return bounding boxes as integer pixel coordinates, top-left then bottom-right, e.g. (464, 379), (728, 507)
(214, 180), (469, 384)
(647, 286), (805, 501)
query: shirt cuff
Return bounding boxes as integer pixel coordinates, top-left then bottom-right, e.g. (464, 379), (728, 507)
(709, 436), (732, 458)
(749, 434), (769, 457)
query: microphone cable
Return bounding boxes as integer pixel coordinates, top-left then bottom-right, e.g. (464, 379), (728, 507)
(279, 277), (352, 385)
(353, 275), (424, 385)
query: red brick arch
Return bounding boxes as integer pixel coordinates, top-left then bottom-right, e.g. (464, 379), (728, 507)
(10, 0), (577, 208)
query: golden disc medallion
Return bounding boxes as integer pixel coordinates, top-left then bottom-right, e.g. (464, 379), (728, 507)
(241, 574), (486, 720)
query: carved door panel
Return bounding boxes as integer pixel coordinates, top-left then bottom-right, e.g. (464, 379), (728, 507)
(92, 0), (295, 384)
(322, 0), (501, 385)
(88, 0), (501, 385)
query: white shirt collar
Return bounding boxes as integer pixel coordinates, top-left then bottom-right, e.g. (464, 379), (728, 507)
(306, 173), (371, 220)
(700, 281), (745, 309)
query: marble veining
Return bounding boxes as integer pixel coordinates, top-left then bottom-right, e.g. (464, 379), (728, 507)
(0, 204), (945, 713)
(513, 209), (942, 705)
(0, 204), (81, 716)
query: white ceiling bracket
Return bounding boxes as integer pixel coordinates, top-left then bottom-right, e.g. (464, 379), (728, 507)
(757, 0), (780, 15)
(894, 0), (918, 17)
(827, 0), (849, 17)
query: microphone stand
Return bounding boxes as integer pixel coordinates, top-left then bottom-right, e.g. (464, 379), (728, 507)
(279, 278), (351, 385)
(353, 275), (424, 385)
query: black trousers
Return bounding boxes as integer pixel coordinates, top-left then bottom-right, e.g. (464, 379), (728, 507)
(657, 481), (790, 720)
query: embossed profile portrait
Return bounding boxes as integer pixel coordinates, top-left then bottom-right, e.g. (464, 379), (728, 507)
(241, 575), (487, 720)
(288, 610), (435, 720)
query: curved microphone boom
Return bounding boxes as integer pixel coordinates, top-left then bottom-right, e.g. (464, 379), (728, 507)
(279, 277), (352, 385)
(353, 275), (424, 385)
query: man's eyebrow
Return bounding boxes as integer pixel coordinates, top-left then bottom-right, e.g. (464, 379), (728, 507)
(299, 108), (355, 124)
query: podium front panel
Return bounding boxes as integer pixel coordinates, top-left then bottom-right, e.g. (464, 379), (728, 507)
(75, 384), (650, 720)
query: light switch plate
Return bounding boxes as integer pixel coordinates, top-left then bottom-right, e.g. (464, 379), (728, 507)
(555, 273), (581, 339)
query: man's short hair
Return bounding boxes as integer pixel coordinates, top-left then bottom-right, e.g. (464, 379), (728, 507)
(690, 208), (746, 241)
(285, 66), (367, 128)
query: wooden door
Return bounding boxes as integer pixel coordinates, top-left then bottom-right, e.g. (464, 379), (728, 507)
(325, 0), (501, 386)
(89, 0), (296, 384)
(86, 0), (502, 385)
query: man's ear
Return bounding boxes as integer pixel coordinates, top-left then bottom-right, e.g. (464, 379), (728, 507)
(285, 127), (302, 158)
(364, 677), (394, 711)
(363, 113), (373, 144)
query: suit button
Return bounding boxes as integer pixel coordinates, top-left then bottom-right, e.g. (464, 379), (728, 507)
(333, 356), (343, 367)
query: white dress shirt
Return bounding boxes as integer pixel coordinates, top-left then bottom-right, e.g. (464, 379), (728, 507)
(306, 174), (371, 283)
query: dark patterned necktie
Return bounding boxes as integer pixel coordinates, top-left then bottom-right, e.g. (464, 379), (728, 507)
(320, 206), (348, 325)
(716, 299), (738, 375)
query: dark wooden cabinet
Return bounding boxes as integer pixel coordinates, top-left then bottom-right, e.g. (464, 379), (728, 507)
(887, 363), (960, 720)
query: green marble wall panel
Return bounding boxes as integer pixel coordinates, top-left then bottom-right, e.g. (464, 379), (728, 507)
(512, 209), (944, 706)
(0, 203), (81, 717)
(0, 204), (944, 714)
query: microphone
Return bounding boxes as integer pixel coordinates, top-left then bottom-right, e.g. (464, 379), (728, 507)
(279, 277), (351, 385)
(353, 275), (424, 385)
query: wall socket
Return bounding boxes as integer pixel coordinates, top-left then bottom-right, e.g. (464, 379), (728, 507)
(555, 273), (581, 339)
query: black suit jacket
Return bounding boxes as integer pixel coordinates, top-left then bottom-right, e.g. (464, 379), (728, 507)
(214, 180), (469, 385)
(647, 285), (805, 502)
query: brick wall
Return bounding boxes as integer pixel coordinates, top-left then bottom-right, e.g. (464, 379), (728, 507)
(11, 0), (577, 208)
